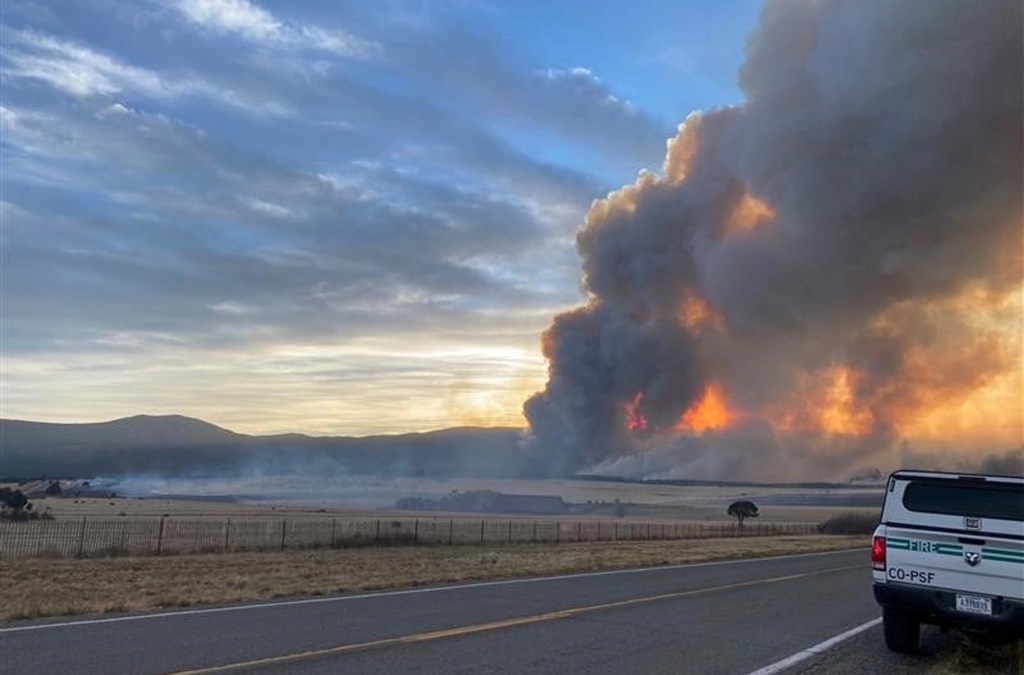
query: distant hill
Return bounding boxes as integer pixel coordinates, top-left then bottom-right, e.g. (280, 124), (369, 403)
(0, 415), (528, 479)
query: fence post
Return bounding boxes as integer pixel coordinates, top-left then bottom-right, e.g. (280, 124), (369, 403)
(280, 519), (287, 551)
(556, 521), (560, 544)
(479, 519), (485, 544)
(597, 521), (601, 541)
(331, 518), (337, 547)
(156, 516), (165, 556)
(76, 516), (87, 558)
(223, 519), (231, 553)
(508, 520), (512, 543)
(613, 522), (618, 541)
(533, 521), (537, 543)
(448, 519), (453, 545)
(647, 523), (651, 540)
(375, 519), (380, 543)
(414, 519), (419, 544)
(119, 519), (128, 554)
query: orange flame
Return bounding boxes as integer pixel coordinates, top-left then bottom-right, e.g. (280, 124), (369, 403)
(770, 366), (875, 435)
(624, 391), (648, 431)
(676, 382), (736, 433)
(678, 290), (725, 331)
(725, 191), (775, 235)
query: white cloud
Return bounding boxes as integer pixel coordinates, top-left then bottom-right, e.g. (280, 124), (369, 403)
(1, 29), (293, 116)
(247, 198), (299, 219)
(3, 30), (171, 98)
(177, 0), (280, 41)
(535, 66), (637, 115)
(210, 301), (254, 315)
(175, 0), (380, 59)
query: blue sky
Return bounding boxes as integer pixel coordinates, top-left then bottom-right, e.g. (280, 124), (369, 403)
(1, 0), (760, 434)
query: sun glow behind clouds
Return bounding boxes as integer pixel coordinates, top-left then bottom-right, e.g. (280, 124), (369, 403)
(2, 338), (548, 435)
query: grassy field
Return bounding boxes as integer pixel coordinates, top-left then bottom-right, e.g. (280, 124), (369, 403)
(26, 494), (880, 527)
(0, 534), (866, 622)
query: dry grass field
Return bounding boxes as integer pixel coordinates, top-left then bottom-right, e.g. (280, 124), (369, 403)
(1, 534), (866, 622)
(25, 490), (881, 526)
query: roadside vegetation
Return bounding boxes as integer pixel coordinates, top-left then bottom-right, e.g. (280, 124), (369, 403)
(816, 512), (879, 535)
(928, 634), (1023, 675)
(0, 534), (866, 622)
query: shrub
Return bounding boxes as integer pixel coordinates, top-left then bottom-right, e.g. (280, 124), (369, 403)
(817, 513), (879, 535)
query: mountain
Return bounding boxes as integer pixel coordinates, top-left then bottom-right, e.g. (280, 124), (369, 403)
(1, 414), (243, 450)
(0, 416), (528, 479)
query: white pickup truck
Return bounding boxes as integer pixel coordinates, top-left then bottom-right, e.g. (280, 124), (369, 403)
(872, 470), (1024, 652)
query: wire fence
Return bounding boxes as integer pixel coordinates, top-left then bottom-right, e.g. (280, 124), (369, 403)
(0, 516), (819, 560)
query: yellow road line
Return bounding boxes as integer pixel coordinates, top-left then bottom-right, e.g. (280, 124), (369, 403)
(169, 564), (860, 674)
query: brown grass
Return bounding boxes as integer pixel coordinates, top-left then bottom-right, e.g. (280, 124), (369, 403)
(928, 636), (1023, 674)
(0, 535), (866, 622)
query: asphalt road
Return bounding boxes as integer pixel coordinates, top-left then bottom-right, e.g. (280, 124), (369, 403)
(1, 548), (921, 675)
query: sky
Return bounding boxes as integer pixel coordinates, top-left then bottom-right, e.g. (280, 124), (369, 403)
(1, 0), (763, 435)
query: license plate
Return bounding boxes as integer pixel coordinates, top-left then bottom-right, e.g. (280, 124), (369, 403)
(956, 594), (992, 615)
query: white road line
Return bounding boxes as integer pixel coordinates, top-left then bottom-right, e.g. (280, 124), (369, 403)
(1, 548), (865, 634)
(744, 617), (882, 675)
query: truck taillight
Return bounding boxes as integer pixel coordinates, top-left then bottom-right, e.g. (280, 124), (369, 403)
(872, 535), (886, 571)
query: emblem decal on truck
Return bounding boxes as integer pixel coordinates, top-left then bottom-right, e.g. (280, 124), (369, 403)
(964, 551), (981, 566)
(964, 516), (982, 530)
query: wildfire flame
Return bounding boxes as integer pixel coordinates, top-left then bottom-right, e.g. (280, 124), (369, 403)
(624, 391), (648, 431)
(769, 366), (876, 436)
(725, 191), (775, 235)
(676, 382), (736, 433)
(678, 290), (725, 331)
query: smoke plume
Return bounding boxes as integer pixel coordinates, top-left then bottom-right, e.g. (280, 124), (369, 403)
(525, 0), (1023, 481)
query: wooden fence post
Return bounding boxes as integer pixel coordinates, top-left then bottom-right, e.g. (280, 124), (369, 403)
(479, 519), (485, 544)
(555, 521), (560, 544)
(331, 518), (337, 547)
(119, 519), (128, 554)
(414, 519), (419, 543)
(77, 516), (87, 558)
(448, 519), (454, 545)
(508, 520), (512, 543)
(223, 519), (231, 553)
(597, 521), (601, 541)
(533, 521), (537, 542)
(375, 519), (381, 543)
(156, 516), (165, 556)
(280, 519), (287, 551)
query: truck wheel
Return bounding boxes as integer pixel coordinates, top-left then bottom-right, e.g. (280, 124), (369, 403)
(883, 608), (920, 653)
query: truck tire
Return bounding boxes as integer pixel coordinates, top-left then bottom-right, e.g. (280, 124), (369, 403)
(883, 608), (920, 653)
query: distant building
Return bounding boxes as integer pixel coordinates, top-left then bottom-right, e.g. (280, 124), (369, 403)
(396, 490), (568, 515)
(489, 493), (567, 515)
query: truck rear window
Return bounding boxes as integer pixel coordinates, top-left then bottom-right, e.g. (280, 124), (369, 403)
(903, 481), (1024, 521)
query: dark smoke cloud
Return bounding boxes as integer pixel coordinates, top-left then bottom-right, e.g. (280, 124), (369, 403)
(524, 0), (1022, 480)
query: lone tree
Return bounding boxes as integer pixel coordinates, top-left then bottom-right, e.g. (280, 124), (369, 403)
(0, 487), (32, 519)
(727, 500), (759, 528)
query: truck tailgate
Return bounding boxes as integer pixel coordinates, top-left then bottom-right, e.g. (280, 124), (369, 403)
(885, 527), (1024, 599)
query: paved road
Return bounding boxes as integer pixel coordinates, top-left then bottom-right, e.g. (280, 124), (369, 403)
(1, 549), (906, 675)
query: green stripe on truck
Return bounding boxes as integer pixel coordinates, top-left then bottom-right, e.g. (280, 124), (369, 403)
(983, 554), (1024, 564)
(981, 547), (1024, 559)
